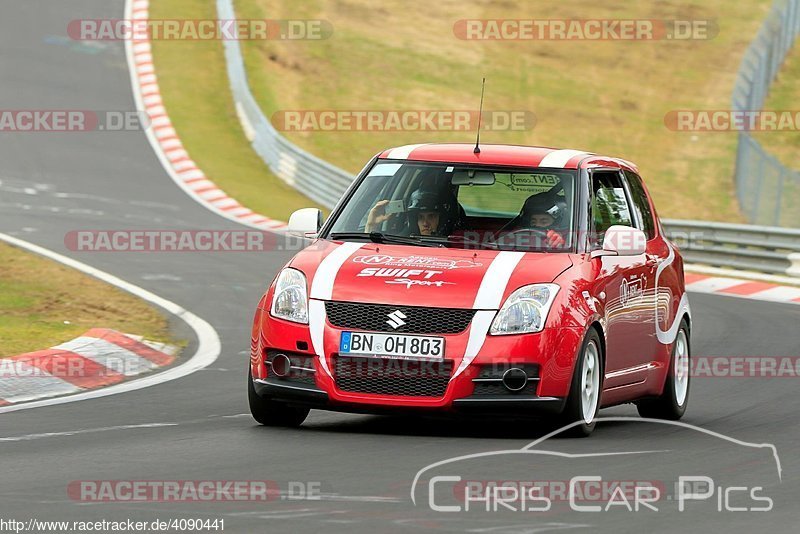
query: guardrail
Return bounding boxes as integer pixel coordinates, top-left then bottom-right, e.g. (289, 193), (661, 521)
(732, 0), (800, 227)
(662, 219), (800, 277)
(217, 0), (352, 210)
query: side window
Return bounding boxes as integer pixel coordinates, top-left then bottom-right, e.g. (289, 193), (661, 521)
(624, 170), (656, 239)
(591, 171), (634, 247)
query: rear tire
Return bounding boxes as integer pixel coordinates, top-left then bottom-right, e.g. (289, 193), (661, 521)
(637, 318), (690, 420)
(557, 328), (603, 437)
(248, 370), (310, 427)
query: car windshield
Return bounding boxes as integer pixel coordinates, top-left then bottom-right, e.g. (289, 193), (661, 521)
(324, 161), (577, 251)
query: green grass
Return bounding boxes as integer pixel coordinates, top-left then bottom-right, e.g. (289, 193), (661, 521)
(232, 0), (775, 222)
(752, 43), (800, 170)
(0, 243), (173, 357)
(746, 43), (800, 226)
(149, 0), (325, 221)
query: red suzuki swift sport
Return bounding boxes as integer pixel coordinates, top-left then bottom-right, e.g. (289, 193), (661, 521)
(248, 144), (691, 436)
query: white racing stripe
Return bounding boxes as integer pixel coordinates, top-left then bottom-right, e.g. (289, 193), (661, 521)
(308, 242), (364, 376)
(309, 242), (363, 300)
(472, 251), (525, 310)
(452, 251), (525, 380)
(538, 149), (589, 168)
(655, 244), (692, 345)
(385, 144), (427, 160)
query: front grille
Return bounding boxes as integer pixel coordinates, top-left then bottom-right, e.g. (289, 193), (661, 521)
(333, 356), (453, 397)
(325, 301), (475, 334)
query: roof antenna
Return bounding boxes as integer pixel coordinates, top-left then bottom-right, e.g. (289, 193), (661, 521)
(473, 77), (485, 154)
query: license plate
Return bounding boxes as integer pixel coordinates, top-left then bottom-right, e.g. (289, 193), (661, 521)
(339, 332), (445, 360)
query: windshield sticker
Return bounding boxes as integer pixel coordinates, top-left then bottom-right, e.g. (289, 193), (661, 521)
(509, 173), (560, 187)
(352, 254), (482, 270)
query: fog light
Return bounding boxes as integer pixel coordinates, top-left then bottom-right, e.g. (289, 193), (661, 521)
(502, 368), (528, 392)
(271, 353), (292, 378)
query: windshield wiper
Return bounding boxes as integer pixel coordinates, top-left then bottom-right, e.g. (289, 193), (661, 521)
(416, 235), (498, 250)
(328, 232), (443, 247)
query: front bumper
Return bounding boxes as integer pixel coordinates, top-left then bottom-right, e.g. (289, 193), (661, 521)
(253, 378), (566, 416)
(251, 304), (585, 416)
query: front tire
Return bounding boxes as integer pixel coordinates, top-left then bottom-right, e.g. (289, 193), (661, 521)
(637, 318), (690, 420)
(557, 329), (603, 437)
(248, 370), (310, 427)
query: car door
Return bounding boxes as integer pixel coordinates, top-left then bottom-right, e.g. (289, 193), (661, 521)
(589, 169), (654, 387)
(623, 169), (667, 362)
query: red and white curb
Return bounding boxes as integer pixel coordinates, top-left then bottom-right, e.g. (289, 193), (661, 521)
(0, 329), (177, 406)
(126, 0), (287, 232)
(686, 272), (800, 305)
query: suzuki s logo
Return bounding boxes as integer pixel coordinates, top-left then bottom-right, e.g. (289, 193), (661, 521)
(386, 310), (407, 329)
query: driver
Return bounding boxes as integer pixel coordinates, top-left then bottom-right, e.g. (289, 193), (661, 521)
(365, 188), (457, 236)
(519, 193), (568, 248)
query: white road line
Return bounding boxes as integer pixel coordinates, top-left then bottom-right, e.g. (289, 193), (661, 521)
(0, 232), (220, 414)
(0, 423), (177, 442)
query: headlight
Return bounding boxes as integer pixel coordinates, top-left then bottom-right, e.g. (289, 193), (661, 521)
(269, 268), (309, 324)
(490, 284), (560, 335)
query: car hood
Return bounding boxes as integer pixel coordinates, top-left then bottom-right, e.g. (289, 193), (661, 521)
(290, 240), (573, 309)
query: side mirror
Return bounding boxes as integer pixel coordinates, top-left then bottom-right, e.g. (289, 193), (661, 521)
(592, 225), (647, 258)
(288, 208), (323, 238)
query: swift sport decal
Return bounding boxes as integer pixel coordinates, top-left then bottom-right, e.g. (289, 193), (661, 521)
(356, 266), (455, 288)
(385, 279), (455, 289)
(655, 244), (691, 345)
(356, 267), (443, 279)
(352, 254), (482, 270)
(308, 242), (364, 376)
(451, 251), (526, 380)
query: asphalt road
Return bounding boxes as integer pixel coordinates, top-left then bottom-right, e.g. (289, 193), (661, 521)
(1, 2), (798, 533)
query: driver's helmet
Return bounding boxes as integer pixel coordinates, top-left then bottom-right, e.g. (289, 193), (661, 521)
(520, 192), (567, 229)
(407, 188), (459, 235)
